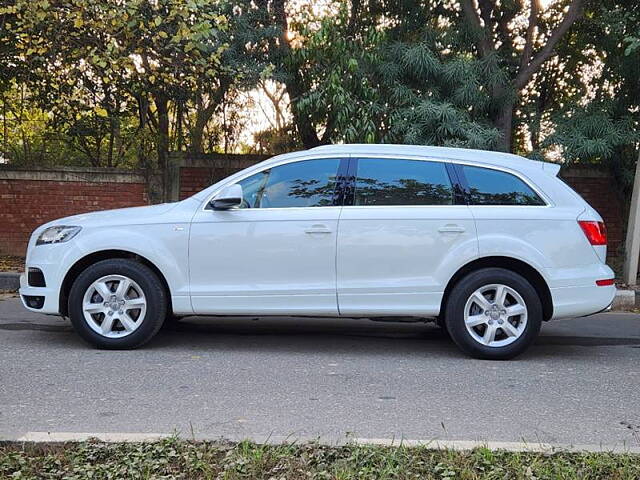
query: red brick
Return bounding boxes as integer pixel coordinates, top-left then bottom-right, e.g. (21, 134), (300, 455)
(0, 179), (148, 256)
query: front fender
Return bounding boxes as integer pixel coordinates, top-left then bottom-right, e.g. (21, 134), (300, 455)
(71, 224), (190, 299)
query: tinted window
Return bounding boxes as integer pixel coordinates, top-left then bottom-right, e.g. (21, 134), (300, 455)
(237, 158), (340, 208)
(461, 165), (545, 206)
(354, 158), (453, 206)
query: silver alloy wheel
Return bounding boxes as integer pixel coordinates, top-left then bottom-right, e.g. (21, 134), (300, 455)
(463, 283), (528, 348)
(82, 274), (147, 338)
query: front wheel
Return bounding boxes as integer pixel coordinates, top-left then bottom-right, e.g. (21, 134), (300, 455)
(68, 259), (167, 349)
(445, 268), (542, 360)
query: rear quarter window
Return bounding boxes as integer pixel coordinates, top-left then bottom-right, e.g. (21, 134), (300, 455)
(460, 165), (545, 206)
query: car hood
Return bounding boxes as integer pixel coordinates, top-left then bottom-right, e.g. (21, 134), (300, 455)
(41, 202), (182, 229)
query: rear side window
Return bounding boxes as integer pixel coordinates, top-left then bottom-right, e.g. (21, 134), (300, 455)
(354, 158), (454, 206)
(461, 165), (545, 206)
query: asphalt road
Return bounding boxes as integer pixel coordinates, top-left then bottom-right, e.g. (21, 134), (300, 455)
(1, 294), (640, 449)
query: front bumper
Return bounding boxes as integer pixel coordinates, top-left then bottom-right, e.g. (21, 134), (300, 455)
(18, 239), (85, 315)
(19, 272), (62, 314)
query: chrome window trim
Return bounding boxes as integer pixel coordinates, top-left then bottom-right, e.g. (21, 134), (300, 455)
(200, 152), (553, 211)
(348, 154), (552, 208)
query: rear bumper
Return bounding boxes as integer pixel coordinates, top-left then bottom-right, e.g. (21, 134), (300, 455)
(545, 262), (616, 319)
(550, 283), (616, 319)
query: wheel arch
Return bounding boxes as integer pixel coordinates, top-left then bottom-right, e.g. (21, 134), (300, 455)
(59, 249), (172, 317)
(440, 256), (553, 321)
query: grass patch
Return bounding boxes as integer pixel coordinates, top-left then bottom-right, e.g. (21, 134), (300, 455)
(1, 438), (639, 479)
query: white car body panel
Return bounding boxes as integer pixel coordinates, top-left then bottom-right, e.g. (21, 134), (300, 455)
(20, 201), (197, 315)
(189, 206), (341, 315)
(19, 144), (616, 323)
(336, 204), (478, 316)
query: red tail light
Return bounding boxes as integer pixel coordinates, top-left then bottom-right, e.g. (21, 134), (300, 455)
(595, 279), (614, 286)
(578, 221), (607, 246)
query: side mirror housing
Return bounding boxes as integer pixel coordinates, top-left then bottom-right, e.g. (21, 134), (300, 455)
(210, 184), (243, 210)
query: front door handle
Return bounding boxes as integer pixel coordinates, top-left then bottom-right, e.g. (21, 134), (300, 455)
(438, 224), (466, 233)
(305, 224), (332, 234)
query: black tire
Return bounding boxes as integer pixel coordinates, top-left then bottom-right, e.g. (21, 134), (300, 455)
(444, 268), (542, 360)
(435, 316), (451, 338)
(68, 259), (167, 349)
(161, 314), (183, 330)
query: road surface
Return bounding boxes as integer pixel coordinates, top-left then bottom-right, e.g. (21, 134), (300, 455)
(1, 294), (640, 449)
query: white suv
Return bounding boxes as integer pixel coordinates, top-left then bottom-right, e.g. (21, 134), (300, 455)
(19, 145), (615, 359)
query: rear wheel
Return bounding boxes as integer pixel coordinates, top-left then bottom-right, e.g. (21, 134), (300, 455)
(445, 268), (542, 360)
(68, 259), (167, 349)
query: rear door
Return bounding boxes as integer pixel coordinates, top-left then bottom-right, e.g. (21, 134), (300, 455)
(336, 156), (478, 316)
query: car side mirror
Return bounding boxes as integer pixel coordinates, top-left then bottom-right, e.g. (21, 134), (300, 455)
(210, 184), (243, 210)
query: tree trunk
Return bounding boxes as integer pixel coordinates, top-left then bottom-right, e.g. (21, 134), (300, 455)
(623, 149), (640, 285)
(494, 102), (514, 153)
(189, 83), (230, 154)
(462, 0), (584, 153)
(2, 93), (7, 156)
(107, 116), (115, 168)
(272, 0), (321, 149)
(155, 95), (171, 200)
(287, 79), (321, 148)
(347, 0), (361, 37)
(113, 118), (122, 167)
(191, 108), (208, 154)
(176, 101), (184, 152)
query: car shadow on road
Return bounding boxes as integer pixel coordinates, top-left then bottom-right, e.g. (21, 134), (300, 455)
(146, 316), (640, 358)
(10, 315), (640, 359)
(149, 317), (463, 358)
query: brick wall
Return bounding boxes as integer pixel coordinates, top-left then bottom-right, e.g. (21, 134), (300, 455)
(173, 153), (268, 200)
(560, 167), (624, 268)
(0, 167), (151, 256)
(0, 159), (628, 271)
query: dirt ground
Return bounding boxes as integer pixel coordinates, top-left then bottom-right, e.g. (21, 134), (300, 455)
(0, 255), (24, 272)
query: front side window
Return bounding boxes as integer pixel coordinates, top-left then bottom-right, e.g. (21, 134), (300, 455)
(354, 158), (454, 206)
(461, 165), (545, 206)
(236, 158), (340, 208)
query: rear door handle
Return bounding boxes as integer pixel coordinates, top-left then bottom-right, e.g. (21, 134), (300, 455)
(438, 224), (466, 233)
(305, 224), (332, 234)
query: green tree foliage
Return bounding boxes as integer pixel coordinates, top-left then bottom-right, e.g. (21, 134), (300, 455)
(1, 0), (273, 172)
(279, 2), (502, 149)
(0, 0), (638, 198)
(542, 0), (640, 193)
(274, 0), (594, 153)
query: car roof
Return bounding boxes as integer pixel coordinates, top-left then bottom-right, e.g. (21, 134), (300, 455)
(274, 144), (560, 176)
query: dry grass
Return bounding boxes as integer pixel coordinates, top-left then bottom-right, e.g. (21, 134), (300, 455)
(1, 438), (639, 479)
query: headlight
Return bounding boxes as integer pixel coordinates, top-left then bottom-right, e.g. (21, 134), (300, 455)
(36, 226), (82, 246)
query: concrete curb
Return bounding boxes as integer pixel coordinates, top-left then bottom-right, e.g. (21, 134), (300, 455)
(612, 289), (637, 310)
(1, 431), (640, 454)
(0, 271), (637, 311)
(0, 272), (19, 291)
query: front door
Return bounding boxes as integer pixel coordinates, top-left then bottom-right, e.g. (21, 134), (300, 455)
(189, 157), (344, 315)
(337, 157), (478, 316)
